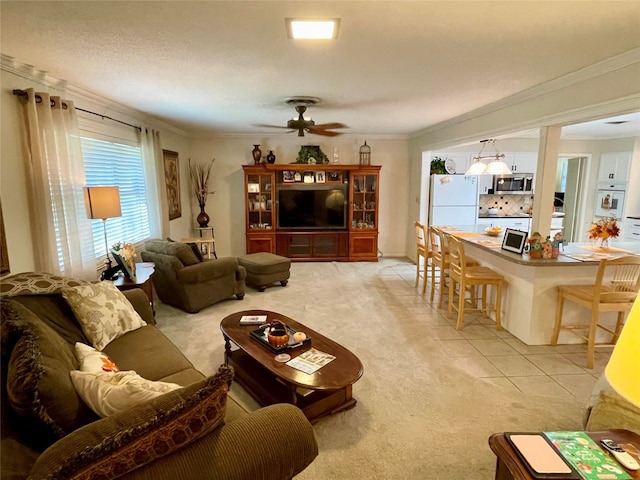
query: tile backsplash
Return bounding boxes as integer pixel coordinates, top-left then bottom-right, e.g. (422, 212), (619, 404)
(479, 194), (535, 215)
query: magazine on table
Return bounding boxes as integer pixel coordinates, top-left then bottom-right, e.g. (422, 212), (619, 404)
(286, 348), (335, 374)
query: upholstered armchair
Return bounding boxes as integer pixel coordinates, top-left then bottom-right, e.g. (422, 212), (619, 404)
(141, 239), (246, 313)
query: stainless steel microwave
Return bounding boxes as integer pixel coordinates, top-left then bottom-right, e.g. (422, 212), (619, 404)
(493, 174), (534, 194)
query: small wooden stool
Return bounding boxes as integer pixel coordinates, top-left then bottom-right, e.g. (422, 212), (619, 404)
(237, 253), (291, 292)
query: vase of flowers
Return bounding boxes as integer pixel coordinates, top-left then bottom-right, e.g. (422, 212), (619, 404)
(189, 158), (215, 228)
(588, 216), (619, 249)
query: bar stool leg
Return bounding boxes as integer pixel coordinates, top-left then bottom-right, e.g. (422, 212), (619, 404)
(551, 290), (565, 345)
(430, 263), (437, 303)
(586, 309), (599, 369)
(494, 281), (503, 331)
(455, 279), (466, 331)
(438, 269), (447, 310)
(611, 310), (626, 344)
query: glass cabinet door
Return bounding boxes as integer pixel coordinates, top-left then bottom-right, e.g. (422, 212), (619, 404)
(246, 173), (273, 230)
(351, 173), (378, 229)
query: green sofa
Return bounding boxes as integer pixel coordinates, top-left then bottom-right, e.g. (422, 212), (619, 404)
(583, 375), (640, 433)
(141, 239), (246, 313)
(1, 272), (318, 479)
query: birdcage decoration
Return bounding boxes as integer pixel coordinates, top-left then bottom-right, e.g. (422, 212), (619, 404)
(359, 141), (371, 165)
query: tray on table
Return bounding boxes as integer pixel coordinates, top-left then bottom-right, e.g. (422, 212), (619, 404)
(250, 324), (311, 353)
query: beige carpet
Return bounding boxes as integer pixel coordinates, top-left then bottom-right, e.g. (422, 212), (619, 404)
(155, 258), (584, 480)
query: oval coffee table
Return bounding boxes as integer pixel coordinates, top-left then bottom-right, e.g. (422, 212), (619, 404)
(220, 309), (363, 423)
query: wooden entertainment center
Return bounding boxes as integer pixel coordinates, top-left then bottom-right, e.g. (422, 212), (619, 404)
(243, 164), (381, 261)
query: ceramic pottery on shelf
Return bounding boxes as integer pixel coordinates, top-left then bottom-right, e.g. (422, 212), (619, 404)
(197, 204), (210, 227)
(266, 150), (276, 164)
(252, 145), (262, 165)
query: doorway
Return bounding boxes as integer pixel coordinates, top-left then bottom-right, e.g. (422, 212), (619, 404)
(556, 156), (586, 241)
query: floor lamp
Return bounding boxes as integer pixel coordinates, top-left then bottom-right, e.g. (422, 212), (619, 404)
(84, 186), (122, 280)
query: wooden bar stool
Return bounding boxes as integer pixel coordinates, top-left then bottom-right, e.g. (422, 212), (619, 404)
(551, 255), (640, 369)
(429, 227), (479, 310)
(414, 221), (431, 294)
(447, 235), (505, 331)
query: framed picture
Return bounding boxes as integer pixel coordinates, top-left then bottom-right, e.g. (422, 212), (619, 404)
(0, 200), (9, 275)
(111, 250), (136, 280)
(283, 171), (295, 183)
(328, 171), (342, 182)
(162, 150), (181, 220)
(248, 183), (260, 193)
(316, 171), (326, 183)
(501, 228), (527, 254)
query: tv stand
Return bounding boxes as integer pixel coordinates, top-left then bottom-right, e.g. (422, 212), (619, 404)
(243, 164), (381, 261)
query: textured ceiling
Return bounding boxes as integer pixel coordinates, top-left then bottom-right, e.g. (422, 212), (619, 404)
(2, 1), (640, 138)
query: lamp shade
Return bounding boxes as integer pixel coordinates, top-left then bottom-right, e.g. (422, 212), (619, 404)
(466, 159), (488, 175)
(485, 158), (513, 175)
(605, 294), (640, 407)
(84, 186), (122, 220)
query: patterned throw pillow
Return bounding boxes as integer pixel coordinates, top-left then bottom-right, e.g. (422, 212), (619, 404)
(74, 342), (119, 373)
(30, 366), (234, 480)
(61, 282), (146, 350)
(70, 370), (182, 417)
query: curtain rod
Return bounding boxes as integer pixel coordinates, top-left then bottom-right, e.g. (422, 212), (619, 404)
(12, 89), (142, 132)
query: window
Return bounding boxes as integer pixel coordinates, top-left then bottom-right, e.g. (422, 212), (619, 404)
(81, 136), (150, 262)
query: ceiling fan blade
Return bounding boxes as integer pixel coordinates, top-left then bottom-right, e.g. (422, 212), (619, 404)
(312, 122), (347, 130)
(307, 127), (341, 137)
(255, 123), (292, 130)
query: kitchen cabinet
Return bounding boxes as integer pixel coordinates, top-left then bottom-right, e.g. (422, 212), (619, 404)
(510, 153), (538, 174)
(625, 217), (640, 243)
(598, 152), (631, 183)
(477, 217), (531, 233)
(478, 175), (494, 194)
(433, 152), (471, 174)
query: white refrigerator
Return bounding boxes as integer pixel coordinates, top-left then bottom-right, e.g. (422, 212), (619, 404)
(429, 175), (478, 227)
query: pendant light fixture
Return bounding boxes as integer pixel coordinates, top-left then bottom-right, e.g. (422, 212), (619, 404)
(465, 139), (512, 175)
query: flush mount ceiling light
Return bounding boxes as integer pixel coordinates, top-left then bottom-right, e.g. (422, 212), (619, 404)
(465, 139), (512, 175)
(286, 18), (340, 39)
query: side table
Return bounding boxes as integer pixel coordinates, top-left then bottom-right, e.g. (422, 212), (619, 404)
(112, 262), (155, 315)
(488, 429), (640, 480)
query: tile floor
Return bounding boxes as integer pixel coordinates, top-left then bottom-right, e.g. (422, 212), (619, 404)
(383, 259), (610, 401)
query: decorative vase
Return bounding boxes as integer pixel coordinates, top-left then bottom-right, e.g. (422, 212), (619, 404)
(252, 145), (262, 165)
(266, 150), (276, 164)
(197, 204), (210, 227)
(598, 236), (610, 249)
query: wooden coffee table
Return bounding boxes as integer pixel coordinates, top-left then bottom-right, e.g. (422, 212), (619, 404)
(488, 429), (640, 480)
(220, 309), (363, 423)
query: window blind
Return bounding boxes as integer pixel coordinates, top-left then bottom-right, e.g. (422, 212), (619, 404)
(81, 136), (150, 259)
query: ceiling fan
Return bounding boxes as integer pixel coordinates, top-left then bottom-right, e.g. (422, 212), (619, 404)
(258, 97), (347, 137)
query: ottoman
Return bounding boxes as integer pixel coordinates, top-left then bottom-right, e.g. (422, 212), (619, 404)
(238, 253), (291, 292)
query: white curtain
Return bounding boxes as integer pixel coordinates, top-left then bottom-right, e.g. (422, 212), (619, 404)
(140, 127), (169, 239)
(20, 88), (97, 278)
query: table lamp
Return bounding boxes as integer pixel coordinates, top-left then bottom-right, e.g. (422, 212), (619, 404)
(84, 186), (121, 278)
(605, 294), (640, 407)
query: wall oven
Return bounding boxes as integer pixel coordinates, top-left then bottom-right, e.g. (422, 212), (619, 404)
(493, 174), (534, 194)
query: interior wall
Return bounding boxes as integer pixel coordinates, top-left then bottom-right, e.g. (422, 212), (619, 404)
(188, 135), (410, 258)
(0, 67), (193, 275)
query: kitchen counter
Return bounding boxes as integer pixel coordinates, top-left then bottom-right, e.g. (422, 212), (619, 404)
(435, 225), (640, 345)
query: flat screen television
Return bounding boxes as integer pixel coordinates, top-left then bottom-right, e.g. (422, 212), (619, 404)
(277, 184), (347, 229)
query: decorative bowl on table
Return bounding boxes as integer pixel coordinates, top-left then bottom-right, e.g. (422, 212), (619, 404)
(484, 226), (503, 237)
(267, 320), (290, 347)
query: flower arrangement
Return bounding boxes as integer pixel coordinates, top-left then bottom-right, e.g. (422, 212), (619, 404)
(588, 216), (619, 247)
(111, 242), (136, 279)
(189, 158), (215, 208)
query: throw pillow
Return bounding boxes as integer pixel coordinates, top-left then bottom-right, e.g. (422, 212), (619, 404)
(61, 282), (146, 350)
(74, 342), (119, 373)
(187, 242), (205, 262)
(30, 365), (234, 480)
(70, 370), (182, 417)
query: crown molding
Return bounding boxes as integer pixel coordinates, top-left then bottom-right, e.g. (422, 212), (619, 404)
(2, 55), (188, 137)
(410, 48), (640, 142)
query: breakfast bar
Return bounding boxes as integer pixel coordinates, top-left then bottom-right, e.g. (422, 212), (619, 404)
(437, 226), (640, 345)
